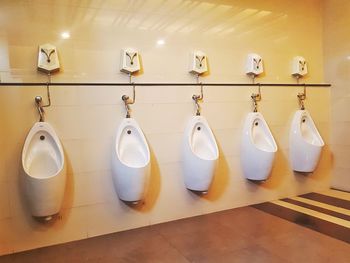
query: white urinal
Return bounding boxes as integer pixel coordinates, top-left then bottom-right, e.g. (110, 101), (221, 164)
(22, 122), (66, 219)
(290, 110), (324, 172)
(112, 118), (150, 203)
(183, 116), (219, 192)
(240, 112), (277, 181)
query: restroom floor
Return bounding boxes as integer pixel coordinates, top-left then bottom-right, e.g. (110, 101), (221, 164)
(1, 190), (349, 263)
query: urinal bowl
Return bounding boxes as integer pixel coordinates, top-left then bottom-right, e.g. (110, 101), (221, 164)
(24, 170), (66, 218)
(112, 118), (150, 203)
(290, 110), (324, 172)
(240, 112), (277, 181)
(112, 157), (150, 202)
(183, 116), (219, 192)
(183, 144), (217, 192)
(22, 122), (66, 218)
(240, 145), (275, 181)
(290, 143), (322, 172)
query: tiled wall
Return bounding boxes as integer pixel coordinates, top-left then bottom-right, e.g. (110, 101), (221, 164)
(323, 0), (350, 191)
(0, 0), (331, 255)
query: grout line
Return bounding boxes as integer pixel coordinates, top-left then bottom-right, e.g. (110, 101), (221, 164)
(155, 228), (192, 263)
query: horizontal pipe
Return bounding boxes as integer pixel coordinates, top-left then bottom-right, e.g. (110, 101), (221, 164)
(0, 82), (331, 87)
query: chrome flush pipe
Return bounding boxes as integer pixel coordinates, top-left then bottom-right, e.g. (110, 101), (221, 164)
(251, 83), (261, 113)
(192, 75), (204, 116)
(122, 74), (136, 118)
(297, 84), (306, 110)
(35, 73), (52, 122)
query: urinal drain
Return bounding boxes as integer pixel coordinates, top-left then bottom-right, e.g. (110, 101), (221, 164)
(302, 119), (306, 123)
(197, 127), (201, 131)
(127, 130), (131, 134)
(40, 135), (45, 140)
(255, 122), (258, 126)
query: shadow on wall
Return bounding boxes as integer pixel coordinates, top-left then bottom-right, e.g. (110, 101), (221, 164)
(61, 148), (74, 212)
(202, 148), (230, 201)
(261, 149), (288, 189)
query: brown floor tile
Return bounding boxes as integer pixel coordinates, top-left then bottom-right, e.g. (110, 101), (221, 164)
(151, 213), (221, 237)
(1, 206), (349, 263)
(192, 244), (289, 263)
(256, 229), (350, 263)
(208, 207), (307, 239)
(95, 228), (189, 263)
(153, 215), (253, 262)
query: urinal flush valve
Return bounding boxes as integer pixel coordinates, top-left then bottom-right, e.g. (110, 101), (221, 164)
(192, 95), (202, 116)
(35, 96), (45, 122)
(121, 83), (136, 118)
(251, 93), (261, 113)
(297, 85), (306, 110)
(192, 83), (204, 116)
(298, 94), (306, 110)
(34, 80), (52, 122)
(122, 95), (132, 118)
(251, 84), (262, 113)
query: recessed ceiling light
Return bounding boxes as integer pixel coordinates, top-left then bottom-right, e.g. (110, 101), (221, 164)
(61, 31), (70, 39)
(156, 39), (165, 46)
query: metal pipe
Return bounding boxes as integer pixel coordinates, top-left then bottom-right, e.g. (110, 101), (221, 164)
(251, 83), (262, 112)
(34, 74), (52, 121)
(0, 82), (331, 87)
(121, 83), (136, 118)
(297, 84), (307, 110)
(192, 82), (204, 116)
(35, 96), (45, 122)
(192, 95), (201, 116)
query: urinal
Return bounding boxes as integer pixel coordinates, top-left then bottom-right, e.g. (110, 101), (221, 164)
(22, 122), (66, 219)
(240, 112), (277, 181)
(112, 118), (150, 203)
(183, 116), (219, 192)
(289, 110), (324, 172)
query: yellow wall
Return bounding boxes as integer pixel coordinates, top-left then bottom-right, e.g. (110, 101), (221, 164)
(323, 0), (350, 191)
(0, 0), (331, 255)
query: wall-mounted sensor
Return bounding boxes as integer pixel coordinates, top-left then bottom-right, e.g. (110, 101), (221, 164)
(37, 43), (60, 73)
(246, 53), (264, 76)
(189, 51), (208, 75)
(292, 56), (307, 77)
(120, 48), (141, 74)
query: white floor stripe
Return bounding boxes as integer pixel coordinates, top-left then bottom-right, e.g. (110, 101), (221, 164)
(271, 200), (350, 228)
(320, 189), (350, 201)
(290, 196), (350, 216)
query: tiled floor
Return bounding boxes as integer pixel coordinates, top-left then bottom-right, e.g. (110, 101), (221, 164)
(1, 203), (349, 263)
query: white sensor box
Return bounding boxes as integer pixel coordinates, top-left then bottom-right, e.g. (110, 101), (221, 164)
(37, 43), (60, 73)
(245, 53), (264, 76)
(189, 50), (208, 75)
(120, 48), (141, 74)
(292, 56), (308, 77)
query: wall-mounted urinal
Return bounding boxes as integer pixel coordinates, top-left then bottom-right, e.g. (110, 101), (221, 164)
(22, 121), (66, 219)
(183, 115), (219, 193)
(289, 110), (324, 172)
(183, 83), (218, 193)
(112, 117), (150, 203)
(240, 111), (277, 181)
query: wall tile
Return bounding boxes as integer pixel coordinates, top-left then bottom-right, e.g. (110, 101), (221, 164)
(0, 0), (332, 255)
